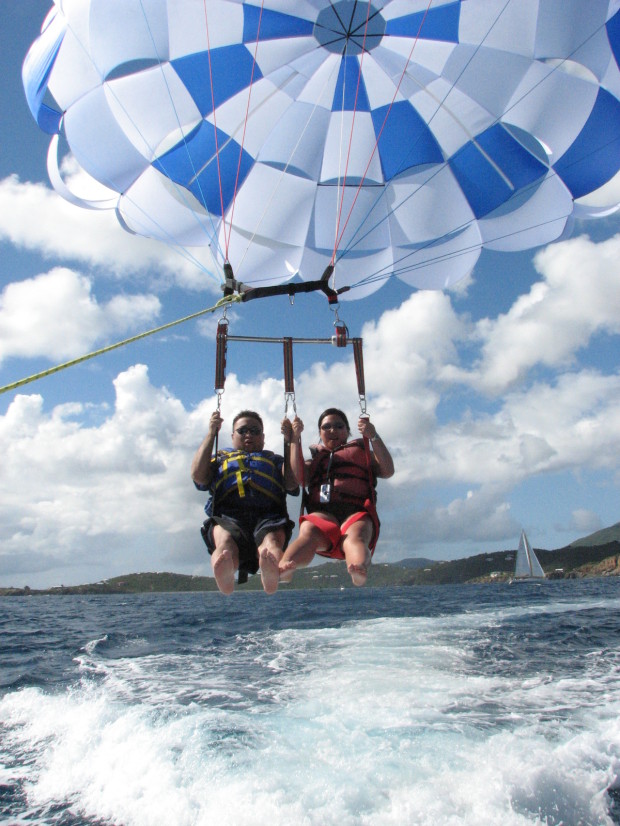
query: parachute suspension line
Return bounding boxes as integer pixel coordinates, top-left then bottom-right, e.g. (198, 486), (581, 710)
(224, 0), (266, 256)
(334, 0), (513, 268)
(0, 295), (242, 397)
(117, 2), (224, 259)
(498, 17), (614, 135)
(333, 0), (434, 258)
(113, 197), (220, 278)
(136, 0), (223, 247)
(201, 0), (266, 263)
(344, 201), (575, 294)
(347, 93), (620, 291)
(336, 0), (609, 276)
(333, 43), (350, 277)
(231, 62), (341, 279)
(52, 5), (224, 270)
(202, 0), (228, 254)
(331, 0), (375, 276)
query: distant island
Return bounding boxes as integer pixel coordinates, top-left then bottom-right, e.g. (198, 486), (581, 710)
(2, 524), (619, 596)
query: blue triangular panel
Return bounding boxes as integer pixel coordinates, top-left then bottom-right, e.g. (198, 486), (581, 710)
(554, 88), (620, 199)
(386, 2), (461, 43)
(332, 56), (370, 112)
(155, 122), (253, 217)
(243, 6), (314, 42)
(607, 10), (620, 69)
(371, 101), (443, 180)
(450, 124), (547, 218)
(172, 45), (263, 116)
(22, 13), (66, 134)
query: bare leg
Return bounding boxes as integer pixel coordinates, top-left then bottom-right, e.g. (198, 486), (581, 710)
(278, 519), (334, 584)
(342, 517), (373, 586)
(258, 528), (286, 595)
(211, 525), (240, 595)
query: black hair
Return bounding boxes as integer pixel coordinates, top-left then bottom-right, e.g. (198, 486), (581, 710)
(317, 408), (350, 434)
(232, 410), (264, 430)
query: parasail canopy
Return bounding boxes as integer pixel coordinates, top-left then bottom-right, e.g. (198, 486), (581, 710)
(23, 0), (620, 300)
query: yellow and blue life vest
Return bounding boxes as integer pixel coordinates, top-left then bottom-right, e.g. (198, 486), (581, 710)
(208, 449), (286, 514)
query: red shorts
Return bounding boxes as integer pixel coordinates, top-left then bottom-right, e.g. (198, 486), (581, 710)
(300, 501), (379, 560)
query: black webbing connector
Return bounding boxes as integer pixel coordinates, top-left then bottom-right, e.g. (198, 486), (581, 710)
(221, 263), (350, 304)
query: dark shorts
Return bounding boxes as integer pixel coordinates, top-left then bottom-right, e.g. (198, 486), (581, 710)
(200, 512), (294, 576)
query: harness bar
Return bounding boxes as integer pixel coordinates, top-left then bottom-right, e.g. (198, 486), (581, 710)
(223, 335), (356, 345)
(213, 327), (365, 410)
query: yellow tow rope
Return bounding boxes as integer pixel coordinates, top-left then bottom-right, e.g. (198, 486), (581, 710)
(0, 294), (242, 396)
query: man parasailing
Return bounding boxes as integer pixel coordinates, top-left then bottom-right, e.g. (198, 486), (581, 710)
(192, 410), (298, 595)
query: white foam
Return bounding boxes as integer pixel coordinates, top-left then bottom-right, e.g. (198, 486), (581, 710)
(1, 606), (619, 825)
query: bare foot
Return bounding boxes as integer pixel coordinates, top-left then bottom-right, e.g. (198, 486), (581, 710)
(348, 563), (367, 586)
(259, 549), (281, 594)
(212, 549), (236, 595)
(279, 560), (297, 583)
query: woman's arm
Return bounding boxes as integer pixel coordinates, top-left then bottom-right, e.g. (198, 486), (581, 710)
(358, 417), (395, 479)
(285, 416), (308, 485)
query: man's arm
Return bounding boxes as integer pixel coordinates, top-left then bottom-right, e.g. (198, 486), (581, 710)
(281, 418), (301, 492)
(191, 411), (223, 487)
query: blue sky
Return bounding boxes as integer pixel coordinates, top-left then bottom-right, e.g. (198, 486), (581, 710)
(1, 1), (620, 589)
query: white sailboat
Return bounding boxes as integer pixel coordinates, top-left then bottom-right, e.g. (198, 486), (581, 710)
(512, 530), (545, 582)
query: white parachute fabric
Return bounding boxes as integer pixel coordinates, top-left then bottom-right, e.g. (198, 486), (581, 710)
(23, 0), (620, 298)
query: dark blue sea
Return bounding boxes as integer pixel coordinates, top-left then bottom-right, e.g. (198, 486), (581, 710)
(1, 579), (620, 826)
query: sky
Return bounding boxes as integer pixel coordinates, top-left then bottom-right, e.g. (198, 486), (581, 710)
(1, 1), (619, 589)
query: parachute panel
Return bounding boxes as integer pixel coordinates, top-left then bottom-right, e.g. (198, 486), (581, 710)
(22, 1), (620, 299)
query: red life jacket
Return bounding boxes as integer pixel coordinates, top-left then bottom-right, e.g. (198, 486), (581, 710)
(305, 439), (376, 511)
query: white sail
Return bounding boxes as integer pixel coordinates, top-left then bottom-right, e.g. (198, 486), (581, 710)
(514, 530), (545, 579)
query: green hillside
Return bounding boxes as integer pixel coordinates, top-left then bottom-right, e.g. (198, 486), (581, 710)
(2, 526), (619, 595)
(569, 522), (620, 547)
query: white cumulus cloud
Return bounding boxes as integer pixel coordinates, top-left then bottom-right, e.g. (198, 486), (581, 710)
(446, 234), (620, 393)
(0, 268), (161, 364)
(0, 174), (220, 292)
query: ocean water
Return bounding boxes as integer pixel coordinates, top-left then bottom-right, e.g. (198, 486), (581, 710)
(1, 579), (620, 826)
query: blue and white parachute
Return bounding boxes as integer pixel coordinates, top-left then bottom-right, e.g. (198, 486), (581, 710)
(23, 0), (620, 299)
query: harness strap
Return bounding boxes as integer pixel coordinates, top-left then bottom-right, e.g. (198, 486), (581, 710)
(283, 338), (294, 394)
(362, 436), (377, 508)
(351, 337), (374, 494)
(215, 320), (228, 395)
(352, 338), (365, 397)
(352, 337), (367, 415)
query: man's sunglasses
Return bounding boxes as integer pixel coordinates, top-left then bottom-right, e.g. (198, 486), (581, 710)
(235, 426), (262, 436)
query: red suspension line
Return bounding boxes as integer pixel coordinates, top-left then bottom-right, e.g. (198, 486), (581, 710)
(225, 0), (266, 254)
(332, 0), (375, 265)
(202, 1), (228, 245)
(334, 0), (435, 255)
